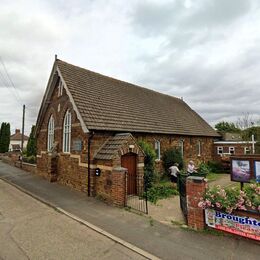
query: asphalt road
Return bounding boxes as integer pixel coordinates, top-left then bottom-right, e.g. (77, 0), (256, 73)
(0, 179), (146, 260)
(0, 161), (259, 260)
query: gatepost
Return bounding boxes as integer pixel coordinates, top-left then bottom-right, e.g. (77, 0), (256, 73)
(186, 176), (207, 230)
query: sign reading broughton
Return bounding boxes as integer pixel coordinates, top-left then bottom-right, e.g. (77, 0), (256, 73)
(205, 209), (260, 241)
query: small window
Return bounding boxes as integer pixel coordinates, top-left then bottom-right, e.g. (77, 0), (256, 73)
(47, 115), (55, 151)
(58, 80), (63, 97)
(63, 110), (71, 153)
(217, 146), (223, 155)
(179, 140), (184, 158)
(244, 147), (250, 155)
(155, 140), (161, 160)
(229, 147), (235, 155)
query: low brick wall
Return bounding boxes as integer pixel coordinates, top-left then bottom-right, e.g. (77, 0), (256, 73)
(1, 155), (36, 174)
(186, 176), (260, 241)
(21, 162), (37, 174)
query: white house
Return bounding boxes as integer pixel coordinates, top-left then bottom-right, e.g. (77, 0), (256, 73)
(9, 129), (29, 152)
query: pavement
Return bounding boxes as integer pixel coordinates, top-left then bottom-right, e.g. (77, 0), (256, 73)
(0, 161), (259, 260)
(0, 179), (146, 260)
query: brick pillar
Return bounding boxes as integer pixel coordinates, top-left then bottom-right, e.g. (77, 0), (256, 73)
(186, 176), (207, 230)
(47, 153), (58, 182)
(111, 167), (127, 207)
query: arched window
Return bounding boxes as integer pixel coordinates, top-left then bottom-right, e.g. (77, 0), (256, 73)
(63, 110), (71, 153)
(47, 115), (55, 151)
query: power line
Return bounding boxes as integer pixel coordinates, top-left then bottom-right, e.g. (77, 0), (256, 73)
(0, 57), (23, 106)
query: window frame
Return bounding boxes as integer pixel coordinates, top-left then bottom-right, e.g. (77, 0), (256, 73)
(197, 140), (202, 156)
(63, 110), (72, 153)
(217, 146), (223, 155)
(229, 146), (235, 155)
(179, 140), (184, 158)
(47, 115), (55, 152)
(154, 140), (161, 160)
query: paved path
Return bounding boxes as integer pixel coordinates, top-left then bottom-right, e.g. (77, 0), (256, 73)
(208, 174), (236, 188)
(0, 161), (259, 260)
(0, 180), (145, 260)
(148, 196), (185, 226)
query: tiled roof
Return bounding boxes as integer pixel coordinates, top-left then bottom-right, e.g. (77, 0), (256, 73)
(57, 59), (218, 137)
(95, 133), (133, 160)
(10, 132), (29, 141)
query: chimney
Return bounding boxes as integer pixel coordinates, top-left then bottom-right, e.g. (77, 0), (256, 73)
(15, 129), (20, 134)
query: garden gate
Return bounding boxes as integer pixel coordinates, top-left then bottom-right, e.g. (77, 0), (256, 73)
(121, 153), (148, 214)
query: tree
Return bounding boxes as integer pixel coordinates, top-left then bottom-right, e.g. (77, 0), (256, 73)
(138, 140), (156, 189)
(27, 125), (37, 156)
(161, 147), (183, 173)
(0, 122), (10, 153)
(236, 112), (256, 130)
(214, 121), (240, 133)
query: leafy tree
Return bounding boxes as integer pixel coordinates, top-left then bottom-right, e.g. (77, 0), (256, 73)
(0, 122), (10, 153)
(215, 121), (240, 133)
(27, 125), (37, 156)
(138, 140), (156, 189)
(161, 147), (183, 173)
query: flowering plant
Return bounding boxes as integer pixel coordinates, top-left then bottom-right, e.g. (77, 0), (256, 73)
(198, 183), (260, 214)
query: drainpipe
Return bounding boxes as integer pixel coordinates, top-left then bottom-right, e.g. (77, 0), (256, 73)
(87, 131), (94, 196)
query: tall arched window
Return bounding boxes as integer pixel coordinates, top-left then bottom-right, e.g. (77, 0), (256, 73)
(63, 110), (71, 153)
(47, 115), (55, 151)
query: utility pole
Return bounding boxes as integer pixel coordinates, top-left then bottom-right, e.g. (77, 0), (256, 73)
(21, 104), (25, 154)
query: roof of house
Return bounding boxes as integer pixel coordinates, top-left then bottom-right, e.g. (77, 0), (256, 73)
(10, 131), (29, 141)
(36, 59), (219, 137)
(94, 133), (141, 160)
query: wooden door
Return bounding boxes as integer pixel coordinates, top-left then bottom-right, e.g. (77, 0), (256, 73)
(121, 153), (137, 195)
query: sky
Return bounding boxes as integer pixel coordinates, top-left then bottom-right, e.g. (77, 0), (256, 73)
(1, 0), (260, 134)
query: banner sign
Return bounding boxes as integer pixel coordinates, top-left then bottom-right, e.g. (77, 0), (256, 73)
(205, 209), (260, 241)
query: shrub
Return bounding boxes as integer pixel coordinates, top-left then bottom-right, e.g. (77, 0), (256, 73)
(199, 183), (260, 213)
(207, 161), (224, 173)
(23, 155), (36, 164)
(138, 140), (156, 189)
(146, 182), (179, 204)
(161, 148), (183, 173)
(198, 162), (210, 175)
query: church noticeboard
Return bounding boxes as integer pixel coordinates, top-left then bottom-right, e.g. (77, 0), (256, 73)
(230, 155), (260, 183)
(72, 139), (82, 152)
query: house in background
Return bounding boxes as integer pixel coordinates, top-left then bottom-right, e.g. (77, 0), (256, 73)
(9, 129), (29, 152)
(35, 58), (219, 205)
(213, 132), (256, 160)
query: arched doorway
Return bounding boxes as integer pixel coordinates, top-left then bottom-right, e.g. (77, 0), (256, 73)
(121, 153), (137, 195)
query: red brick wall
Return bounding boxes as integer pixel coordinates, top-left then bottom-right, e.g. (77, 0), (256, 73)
(134, 133), (214, 172)
(213, 143), (252, 161)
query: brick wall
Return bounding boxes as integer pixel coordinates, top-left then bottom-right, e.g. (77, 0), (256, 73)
(134, 133), (214, 172)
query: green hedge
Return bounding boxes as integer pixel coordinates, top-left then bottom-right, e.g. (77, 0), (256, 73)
(146, 182), (178, 204)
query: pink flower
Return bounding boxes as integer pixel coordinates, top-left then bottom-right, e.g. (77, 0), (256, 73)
(216, 202), (222, 208)
(206, 199), (212, 207)
(238, 205), (247, 211)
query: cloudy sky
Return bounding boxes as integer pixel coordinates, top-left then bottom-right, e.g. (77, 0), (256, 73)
(1, 0), (260, 134)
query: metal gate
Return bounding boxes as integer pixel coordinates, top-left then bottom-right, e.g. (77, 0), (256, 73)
(125, 171), (148, 214)
(178, 174), (188, 222)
